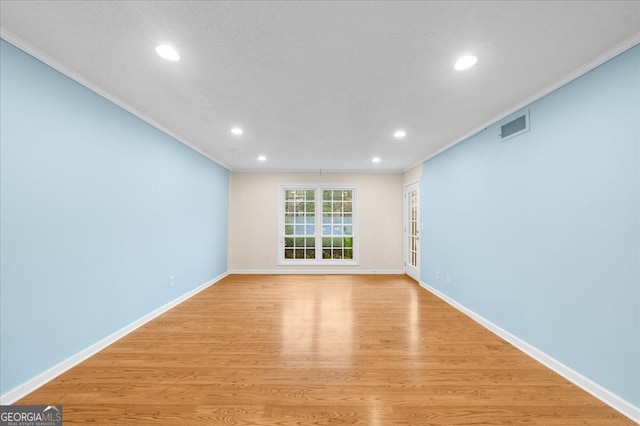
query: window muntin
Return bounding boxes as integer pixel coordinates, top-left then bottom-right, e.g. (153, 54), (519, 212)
(408, 189), (418, 267)
(280, 186), (357, 264)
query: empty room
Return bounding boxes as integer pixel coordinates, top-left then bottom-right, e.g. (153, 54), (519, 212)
(1, 1), (639, 424)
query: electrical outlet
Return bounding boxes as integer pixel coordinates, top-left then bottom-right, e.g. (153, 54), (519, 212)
(446, 274), (452, 284)
(170, 276), (175, 287)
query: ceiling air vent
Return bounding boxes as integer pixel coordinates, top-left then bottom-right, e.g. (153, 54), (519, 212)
(500, 110), (529, 142)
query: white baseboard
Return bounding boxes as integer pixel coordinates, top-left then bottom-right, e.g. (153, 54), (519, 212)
(228, 269), (405, 275)
(0, 272), (229, 405)
(419, 280), (640, 424)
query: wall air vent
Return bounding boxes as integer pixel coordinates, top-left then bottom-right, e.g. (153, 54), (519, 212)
(500, 110), (529, 142)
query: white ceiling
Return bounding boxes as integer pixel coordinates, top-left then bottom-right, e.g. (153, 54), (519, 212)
(1, 1), (639, 172)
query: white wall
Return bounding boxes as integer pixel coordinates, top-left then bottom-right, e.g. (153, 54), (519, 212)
(228, 172), (404, 273)
(403, 164), (423, 185)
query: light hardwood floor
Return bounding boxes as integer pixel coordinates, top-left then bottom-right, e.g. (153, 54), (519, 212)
(18, 274), (634, 424)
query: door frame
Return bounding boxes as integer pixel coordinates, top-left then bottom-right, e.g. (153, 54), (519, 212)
(403, 182), (420, 281)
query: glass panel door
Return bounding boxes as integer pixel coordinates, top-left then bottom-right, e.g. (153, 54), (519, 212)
(404, 183), (420, 281)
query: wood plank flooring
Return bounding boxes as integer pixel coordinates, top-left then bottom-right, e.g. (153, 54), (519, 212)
(17, 274), (634, 424)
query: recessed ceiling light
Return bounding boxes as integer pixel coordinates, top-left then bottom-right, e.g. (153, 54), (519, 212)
(257, 155), (267, 162)
(372, 157), (381, 164)
(454, 55), (477, 70)
(394, 130), (406, 139)
(155, 45), (180, 61)
(230, 127), (244, 135)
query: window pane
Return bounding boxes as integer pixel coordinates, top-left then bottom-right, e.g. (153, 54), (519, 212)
(285, 225), (294, 236)
(285, 249), (294, 259)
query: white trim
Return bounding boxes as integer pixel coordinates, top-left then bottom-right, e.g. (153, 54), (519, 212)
(228, 269), (404, 275)
(232, 168), (405, 174)
(406, 33), (640, 171)
(419, 280), (640, 424)
(0, 272), (229, 405)
(0, 30), (230, 171)
(277, 260), (360, 266)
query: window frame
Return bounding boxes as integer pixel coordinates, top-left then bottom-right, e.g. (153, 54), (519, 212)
(278, 184), (359, 266)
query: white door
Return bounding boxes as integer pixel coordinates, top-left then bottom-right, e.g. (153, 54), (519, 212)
(404, 182), (420, 281)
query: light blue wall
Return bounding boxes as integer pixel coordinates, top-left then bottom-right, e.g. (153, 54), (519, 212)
(0, 39), (229, 395)
(421, 44), (639, 405)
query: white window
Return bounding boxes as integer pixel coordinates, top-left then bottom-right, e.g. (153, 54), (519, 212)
(279, 185), (358, 265)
